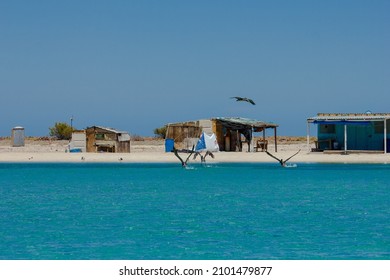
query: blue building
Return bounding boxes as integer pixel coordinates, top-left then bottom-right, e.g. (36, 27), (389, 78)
(307, 113), (390, 153)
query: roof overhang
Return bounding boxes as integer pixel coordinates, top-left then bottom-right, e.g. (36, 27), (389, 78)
(308, 113), (390, 123)
(214, 117), (278, 130)
(87, 126), (128, 134)
(311, 120), (372, 125)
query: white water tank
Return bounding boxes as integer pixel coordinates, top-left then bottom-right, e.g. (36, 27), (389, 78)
(11, 126), (25, 147)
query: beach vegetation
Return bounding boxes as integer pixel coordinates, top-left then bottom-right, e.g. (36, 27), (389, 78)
(49, 122), (73, 140)
(131, 134), (144, 141)
(153, 126), (167, 139)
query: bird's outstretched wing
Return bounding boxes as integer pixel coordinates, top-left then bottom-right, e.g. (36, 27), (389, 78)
(184, 145), (195, 164)
(266, 151), (282, 163)
(284, 149), (301, 163)
(172, 148), (185, 166)
(230, 96), (255, 105)
(173, 146), (195, 166)
(247, 98), (256, 105)
(205, 151), (215, 158)
(193, 152), (200, 160)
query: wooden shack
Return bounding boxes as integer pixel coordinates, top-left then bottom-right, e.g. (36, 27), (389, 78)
(165, 121), (203, 143)
(85, 126), (131, 153)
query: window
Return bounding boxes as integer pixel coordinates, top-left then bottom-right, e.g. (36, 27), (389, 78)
(319, 124), (335, 134)
(95, 133), (105, 140)
(374, 122), (384, 134)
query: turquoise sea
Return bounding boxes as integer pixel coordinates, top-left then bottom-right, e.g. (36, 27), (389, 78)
(0, 162), (389, 260)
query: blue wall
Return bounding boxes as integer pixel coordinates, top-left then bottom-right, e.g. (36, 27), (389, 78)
(317, 121), (390, 151)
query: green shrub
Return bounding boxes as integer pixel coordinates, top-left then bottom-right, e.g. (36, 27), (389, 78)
(49, 122), (73, 140)
(153, 126), (167, 139)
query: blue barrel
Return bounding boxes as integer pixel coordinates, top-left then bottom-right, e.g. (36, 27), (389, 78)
(165, 139), (174, 152)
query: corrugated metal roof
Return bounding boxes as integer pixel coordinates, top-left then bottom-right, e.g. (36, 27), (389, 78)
(87, 126), (129, 134)
(166, 121), (198, 127)
(214, 117), (278, 128)
(307, 113), (390, 122)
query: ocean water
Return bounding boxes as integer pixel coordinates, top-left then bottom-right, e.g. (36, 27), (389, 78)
(0, 162), (389, 260)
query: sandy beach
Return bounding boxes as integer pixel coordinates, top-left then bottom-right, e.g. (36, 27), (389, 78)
(1, 137), (390, 164)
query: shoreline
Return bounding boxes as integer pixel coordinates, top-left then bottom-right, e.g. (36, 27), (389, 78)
(1, 151), (390, 164)
(1, 138), (390, 164)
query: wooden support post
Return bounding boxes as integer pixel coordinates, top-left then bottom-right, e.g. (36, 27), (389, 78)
(306, 121), (310, 152)
(274, 127), (278, 152)
(249, 127), (253, 152)
(384, 119), (387, 154)
(344, 124), (347, 153)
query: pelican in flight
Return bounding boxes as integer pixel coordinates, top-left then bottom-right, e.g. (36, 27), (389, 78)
(172, 146), (195, 167)
(193, 150), (215, 163)
(266, 150), (300, 167)
(230, 96), (256, 105)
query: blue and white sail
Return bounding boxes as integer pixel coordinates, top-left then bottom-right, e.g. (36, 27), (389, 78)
(195, 132), (219, 152)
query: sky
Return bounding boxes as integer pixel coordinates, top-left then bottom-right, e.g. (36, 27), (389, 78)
(1, 0), (389, 137)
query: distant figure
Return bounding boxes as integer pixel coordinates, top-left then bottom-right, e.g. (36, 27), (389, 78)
(230, 96), (256, 105)
(266, 150), (300, 167)
(119, 157), (123, 161)
(81, 156), (85, 161)
(193, 150), (215, 163)
(172, 146), (194, 167)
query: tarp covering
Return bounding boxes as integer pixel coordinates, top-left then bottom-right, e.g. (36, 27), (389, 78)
(195, 132), (219, 152)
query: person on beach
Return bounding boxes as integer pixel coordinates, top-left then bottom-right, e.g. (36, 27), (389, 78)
(266, 149), (300, 167)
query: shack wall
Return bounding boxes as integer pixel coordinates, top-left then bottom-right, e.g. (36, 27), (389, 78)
(86, 128), (96, 152)
(166, 122), (202, 142)
(318, 121), (390, 150)
(116, 141), (130, 153)
(70, 131), (86, 152)
(212, 120), (223, 151)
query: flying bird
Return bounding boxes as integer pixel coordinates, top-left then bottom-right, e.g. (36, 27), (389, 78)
(230, 96), (256, 105)
(193, 150), (215, 163)
(172, 146), (195, 167)
(266, 150), (300, 167)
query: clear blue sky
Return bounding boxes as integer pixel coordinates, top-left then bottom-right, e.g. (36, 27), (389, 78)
(1, 0), (389, 137)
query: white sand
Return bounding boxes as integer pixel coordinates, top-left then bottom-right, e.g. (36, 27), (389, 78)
(1, 138), (390, 164)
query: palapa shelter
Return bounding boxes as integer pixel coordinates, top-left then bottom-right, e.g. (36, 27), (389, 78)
(165, 117), (279, 152)
(307, 113), (390, 153)
(213, 117), (279, 152)
(85, 126), (131, 153)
